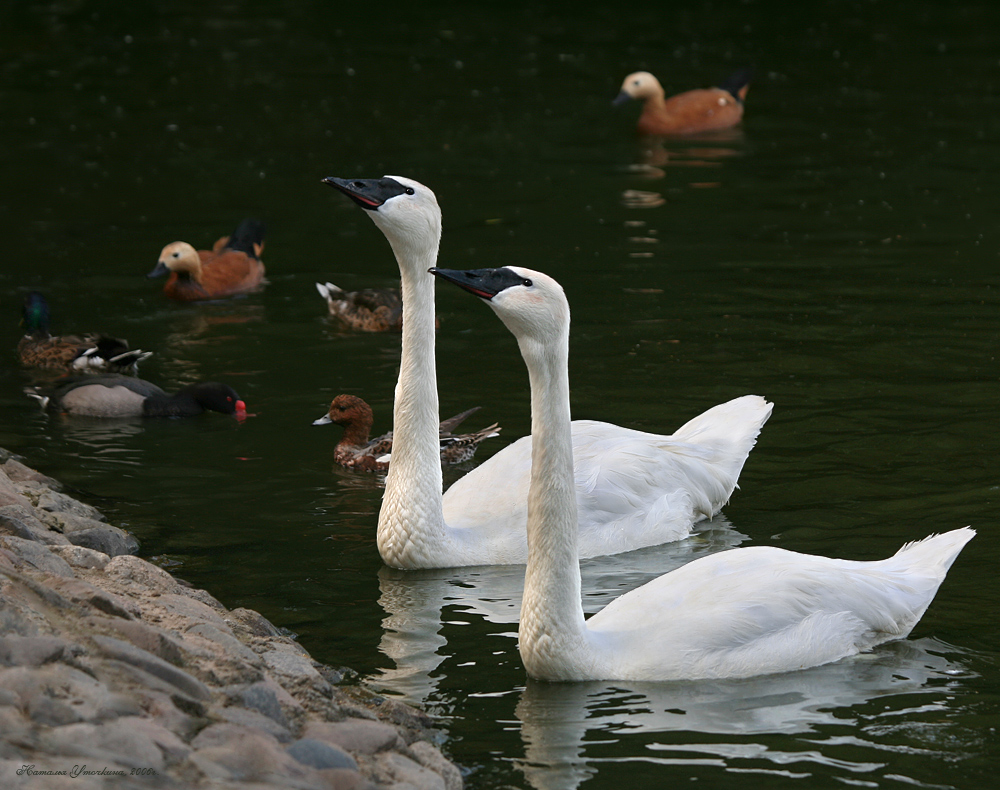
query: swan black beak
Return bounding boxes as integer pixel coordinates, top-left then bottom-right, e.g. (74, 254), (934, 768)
(430, 267), (527, 300)
(322, 176), (409, 210)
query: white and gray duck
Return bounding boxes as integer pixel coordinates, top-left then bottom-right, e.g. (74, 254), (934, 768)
(26, 375), (246, 419)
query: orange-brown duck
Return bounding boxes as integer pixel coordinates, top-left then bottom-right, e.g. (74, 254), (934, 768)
(150, 219), (266, 301)
(313, 394), (500, 471)
(18, 292), (151, 373)
(614, 67), (752, 136)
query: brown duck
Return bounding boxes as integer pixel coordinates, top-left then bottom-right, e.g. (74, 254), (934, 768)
(614, 67), (752, 136)
(313, 394), (500, 471)
(18, 292), (151, 373)
(149, 219), (266, 301)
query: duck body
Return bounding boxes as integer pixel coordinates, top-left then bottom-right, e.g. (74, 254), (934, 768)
(313, 394), (499, 471)
(150, 219), (266, 301)
(614, 68), (751, 136)
(28, 374), (246, 418)
(432, 264), (974, 682)
(323, 175), (770, 569)
(18, 293), (151, 374)
(316, 282), (405, 332)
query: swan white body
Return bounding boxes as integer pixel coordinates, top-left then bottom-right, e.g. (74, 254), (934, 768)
(325, 175), (770, 569)
(431, 264), (974, 682)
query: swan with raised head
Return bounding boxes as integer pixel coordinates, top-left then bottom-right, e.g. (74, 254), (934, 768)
(322, 175), (772, 569)
(432, 264), (975, 681)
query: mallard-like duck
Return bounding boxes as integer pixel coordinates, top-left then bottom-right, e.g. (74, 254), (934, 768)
(613, 67), (752, 136)
(316, 282), (404, 332)
(27, 374), (246, 419)
(149, 219), (266, 301)
(17, 292), (151, 373)
(313, 394), (499, 471)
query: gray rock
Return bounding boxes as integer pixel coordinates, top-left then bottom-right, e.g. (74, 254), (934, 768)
(91, 635), (211, 701)
(49, 544), (110, 569)
(303, 719), (402, 754)
(227, 606), (283, 637)
(47, 576), (139, 619)
(155, 593), (229, 628)
(2, 458), (61, 488)
(375, 751), (447, 790)
(90, 617), (188, 666)
(28, 695), (83, 726)
(186, 622), (260, 665)
(0, 469), (33, 509)
(287, 738), (358, 771)
(236, 681), (288, 726)
(262, 648), (325, 684)
(67, 525), (139, 557)
(104, 554), (182, 594)
(410, 741), (464, 790)
(42, 718), (165, 771)
(35, 488), (106, 521)
(0, 535), (74, 576)
(0, 635), (75, 667)
(0, 504), (70, 545)
(212, 704), (293, 742)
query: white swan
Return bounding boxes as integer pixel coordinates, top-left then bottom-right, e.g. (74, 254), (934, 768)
(323, 175), (772, 569)
(430, 264), (975, 681)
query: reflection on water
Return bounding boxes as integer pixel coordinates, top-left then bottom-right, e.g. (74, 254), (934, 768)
(47, 414), (148, 469)
(514, 639), (973, 790)
(371, 519), (747, 706)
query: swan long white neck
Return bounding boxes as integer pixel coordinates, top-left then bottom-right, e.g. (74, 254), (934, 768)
(516, 327), (590, 679)
(374, 217), (450, 568)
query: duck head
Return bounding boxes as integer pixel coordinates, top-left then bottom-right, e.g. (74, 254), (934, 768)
(613, 71), (664, 105)
(323, 175), (441, 265)
(150, 242), (204, 283)
(313, 394), (372, 428)
(184, 382), (247, 418)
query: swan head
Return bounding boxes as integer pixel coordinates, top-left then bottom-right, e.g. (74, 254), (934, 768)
(613, 71), (663, 104)
(430, 266), (569, 349)
(323, 175), (441, 263)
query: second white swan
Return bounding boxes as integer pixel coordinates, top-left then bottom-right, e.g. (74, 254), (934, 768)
(323, 175), (772, 569)
(431, 264), (974, 681)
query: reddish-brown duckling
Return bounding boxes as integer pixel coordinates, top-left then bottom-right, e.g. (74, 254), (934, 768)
(614, 67), (752, 136)
(149, 219), (266, 301)
(313, 394), (500, 472)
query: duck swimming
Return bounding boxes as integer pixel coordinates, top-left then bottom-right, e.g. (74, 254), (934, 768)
(323, 175), (771, 569)
(433, 264), (975, 682)
(614, 67), (751, 136)
(149, 219), (266, 301)
(27, 374), (246, 419)
(315, 282), (406, 333)
(18, 292), (151, 374)
(313, 394), (500, 471)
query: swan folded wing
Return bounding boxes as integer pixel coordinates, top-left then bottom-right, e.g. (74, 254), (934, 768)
(584, 541), (968, 680)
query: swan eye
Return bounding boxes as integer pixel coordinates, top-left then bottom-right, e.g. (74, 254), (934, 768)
(404, 187), (415, 195)
(522, 278), (533, 287)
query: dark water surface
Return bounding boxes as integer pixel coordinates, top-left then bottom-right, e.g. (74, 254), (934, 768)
(2, 1), (998, 788)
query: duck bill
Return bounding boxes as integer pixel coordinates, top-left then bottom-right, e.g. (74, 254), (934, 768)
(234, 400), (247, 421)
(147, 261), (170, 278)
(312, 414), (333, 426)
(612, 91), (633, 107)
(429, 267), (520, 300)
(322, 176), (408, 210)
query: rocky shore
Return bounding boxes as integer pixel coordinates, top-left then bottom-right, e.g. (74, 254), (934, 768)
(0, 450), (463, 790)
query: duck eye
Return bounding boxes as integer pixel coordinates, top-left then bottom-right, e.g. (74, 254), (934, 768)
(172, 251), (180, 258)
(523, 278), (533, 287)
(633, 79), (640, 85)
(404, 187), (415, 195)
